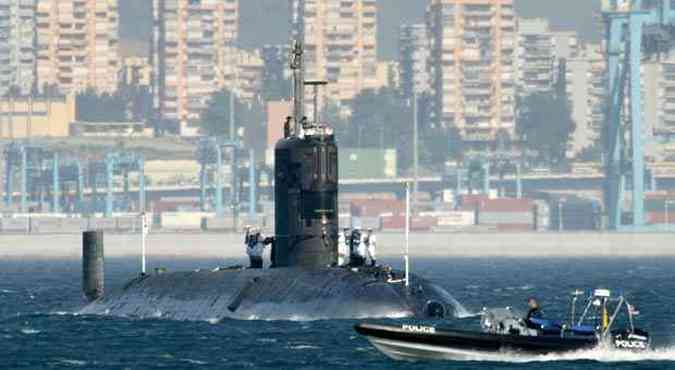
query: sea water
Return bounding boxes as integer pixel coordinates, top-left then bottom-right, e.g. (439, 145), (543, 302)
(1, 257), (674, 369)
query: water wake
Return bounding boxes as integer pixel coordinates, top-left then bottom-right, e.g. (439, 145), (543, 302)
(464, 345), (675, 363)
(429, 285), (478, 319)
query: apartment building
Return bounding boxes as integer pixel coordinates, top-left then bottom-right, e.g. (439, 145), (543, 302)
(121, 57), (152, 87)
(553, 31), (581, 60)
(290, 0), (378, 117)
(228, 47), (264, 103)
(152, 0), (239, 135)
(516, 18), (556, 95)
(427, 0), (517, 144)
(399, 23), (431, 99)
(563, 42), (606, 155)
(35, 0), (120, 95)
(0, 0), (36, 97)
(644, 57), (675, 138)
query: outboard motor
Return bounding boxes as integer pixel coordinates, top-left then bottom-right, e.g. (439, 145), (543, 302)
(425, 301), (446, 319)
(273, 42), (338, 268)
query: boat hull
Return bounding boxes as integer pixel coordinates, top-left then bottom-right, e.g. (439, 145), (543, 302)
(355, 323), (599, 361)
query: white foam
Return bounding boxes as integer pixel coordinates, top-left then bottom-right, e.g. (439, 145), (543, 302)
(57, 359), (87, 366)
(465, 345), (675, 363)
(180, 358), (208, 365)
(289, 344), (320, 350)
(429, 285), (478, 319)
(20, 328), (40, 335)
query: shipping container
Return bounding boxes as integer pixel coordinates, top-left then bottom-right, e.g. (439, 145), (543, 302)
(495, 223), (534, 232)
(381, 216), (437, 231)
(351, 216), (381, 230)
(436, 211), (475, 228)
(350, 199), (405, 217)
(547, 197), (601, 231)
(339, 148), (397, 179)
(646, 212), (675, 224)
(478, 211), (533, 225)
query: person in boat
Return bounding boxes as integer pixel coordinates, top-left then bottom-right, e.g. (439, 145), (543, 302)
(364, 228), (377, 267)
(337, 228), (349, 266)
(245, 227), (265, 269)
(525, 297), (543, 329)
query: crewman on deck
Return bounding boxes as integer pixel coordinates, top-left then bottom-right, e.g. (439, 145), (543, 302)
(525, 297), (543, 329)
(245, 227), (265, 268)
(364, 228), (377, 267)
(337, 228), (349, 266)
(350, 227), (365, 267)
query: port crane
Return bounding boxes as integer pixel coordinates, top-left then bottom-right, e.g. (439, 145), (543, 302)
(602, 0), (675, 230)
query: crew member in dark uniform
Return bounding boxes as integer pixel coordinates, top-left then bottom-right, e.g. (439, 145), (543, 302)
(525, 297), (542, 329)
(349, 228), (365, 267)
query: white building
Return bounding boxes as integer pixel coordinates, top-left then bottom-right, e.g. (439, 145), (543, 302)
(152, 0), (240, 135)
(564, 42), (605, 155)
(517, 18), (556, 95)
(36, 0), (120, 94)
(427, 0), (517, 144)
(399, 23), (431, 99)
(0, 0), (36, 96)
(290, 0), (378, 117)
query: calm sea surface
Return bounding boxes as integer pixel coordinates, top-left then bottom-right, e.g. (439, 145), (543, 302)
(1, 256), (674, 369)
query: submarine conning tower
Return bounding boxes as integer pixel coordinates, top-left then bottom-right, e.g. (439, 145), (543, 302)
(274, 41), (338, 268)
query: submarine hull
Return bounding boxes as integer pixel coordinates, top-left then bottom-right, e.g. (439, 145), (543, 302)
(80, 267), (454, 321)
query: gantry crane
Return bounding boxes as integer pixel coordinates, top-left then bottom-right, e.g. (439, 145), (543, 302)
(602, 0), (675, 230)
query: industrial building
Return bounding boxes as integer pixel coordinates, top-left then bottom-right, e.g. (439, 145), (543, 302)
(35, 0), (120, 95)
(152, 0), (239, 135)
(426, 0), (517, 144)
(290, 0), (378, 117)
(0, 0), (36, 97)
(0, 95), (76, 138)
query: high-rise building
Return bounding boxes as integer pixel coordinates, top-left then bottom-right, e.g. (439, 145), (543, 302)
(399, 24), (431, 99)
(35, 0), (120, 95)
(427, 0), (517, 144)
(643, 57), (675, 140)
(586, 43), (606, 142)
(0, 0), (36, 97)
(516, 18), (556, 95)
(121, 57), (152, 87)
(290, 0), (378, 116)
(152, 0), (239, 135)
(552, 31), (580, 61)
(563, 42), (605, 155)
(261, 44), (292, 101)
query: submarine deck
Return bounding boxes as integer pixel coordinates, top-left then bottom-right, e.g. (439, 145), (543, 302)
(79, 266), (442, 321)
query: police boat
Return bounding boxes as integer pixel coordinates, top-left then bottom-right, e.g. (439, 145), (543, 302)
(355, 289), (651, 361)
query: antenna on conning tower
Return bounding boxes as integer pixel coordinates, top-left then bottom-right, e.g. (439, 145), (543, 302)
(291, 41), (305, 135)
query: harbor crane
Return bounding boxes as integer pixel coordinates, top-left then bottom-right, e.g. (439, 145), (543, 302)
(602, 0), (675, 230)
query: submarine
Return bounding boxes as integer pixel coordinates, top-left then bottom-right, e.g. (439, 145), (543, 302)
(79, 41), (459, 322)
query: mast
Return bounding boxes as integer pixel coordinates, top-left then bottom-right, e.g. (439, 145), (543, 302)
(291, 42), (305, 135)
(405, 182), (411, 288)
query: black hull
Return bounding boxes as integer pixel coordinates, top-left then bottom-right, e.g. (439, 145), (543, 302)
(79, 267), (454, 321)
(355, 323), (598, 361)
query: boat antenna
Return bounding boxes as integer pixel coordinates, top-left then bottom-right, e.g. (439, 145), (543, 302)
(405, 182), (411, 289)
(291, 40), (305, 136)
(140, 212), (150, 275)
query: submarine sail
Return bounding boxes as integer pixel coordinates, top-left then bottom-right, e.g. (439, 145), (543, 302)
(274, 42), (338, 268)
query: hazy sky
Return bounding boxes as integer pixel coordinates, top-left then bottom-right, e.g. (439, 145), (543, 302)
(120, 0), (601, 60)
